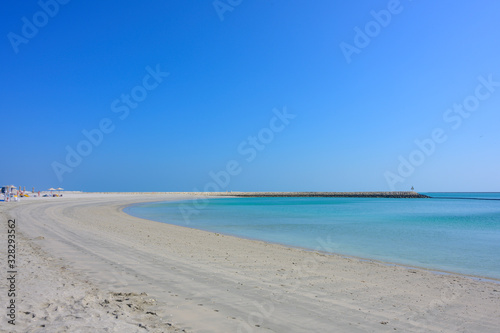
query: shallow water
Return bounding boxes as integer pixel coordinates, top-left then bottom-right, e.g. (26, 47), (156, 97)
(125, 193), (500, 279)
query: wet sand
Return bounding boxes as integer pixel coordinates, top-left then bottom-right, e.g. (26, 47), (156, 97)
(1, 192), (499, 332)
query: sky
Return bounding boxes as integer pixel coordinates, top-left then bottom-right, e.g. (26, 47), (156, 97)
(1, 0), (500, 192)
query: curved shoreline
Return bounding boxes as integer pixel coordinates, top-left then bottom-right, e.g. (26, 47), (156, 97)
(124, 206), (500, 284)
(3, 193), (500, 332)
(123, 196), (500, 282)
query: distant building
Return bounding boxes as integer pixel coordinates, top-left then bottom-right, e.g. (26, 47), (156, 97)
(1, 186), (17, 194)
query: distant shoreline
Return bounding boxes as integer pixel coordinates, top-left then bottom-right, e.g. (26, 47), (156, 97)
(206, 191), (429, 198)
(84, 191), (430, 198)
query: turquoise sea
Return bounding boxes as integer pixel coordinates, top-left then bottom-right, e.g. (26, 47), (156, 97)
(124, 193), (500, 280)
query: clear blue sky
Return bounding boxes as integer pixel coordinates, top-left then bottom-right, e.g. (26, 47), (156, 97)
(2, 0), (499, 192)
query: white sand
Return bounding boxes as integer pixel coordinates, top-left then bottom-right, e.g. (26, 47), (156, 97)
(1, 192), (499, 332)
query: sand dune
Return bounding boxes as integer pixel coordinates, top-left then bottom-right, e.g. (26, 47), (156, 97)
(1, 193), (499, 332)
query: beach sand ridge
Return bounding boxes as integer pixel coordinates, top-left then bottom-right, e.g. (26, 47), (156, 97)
(1, 193), (499, 332)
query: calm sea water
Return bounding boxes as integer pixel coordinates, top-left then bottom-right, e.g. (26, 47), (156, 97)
(125, 193), (500, 279)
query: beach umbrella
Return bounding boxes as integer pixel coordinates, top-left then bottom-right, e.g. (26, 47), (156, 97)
(48, 187), (56, 195)
(57, 187), (64, 195)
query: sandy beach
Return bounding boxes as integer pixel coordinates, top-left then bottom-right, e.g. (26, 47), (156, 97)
(1, 193), (499, 332)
